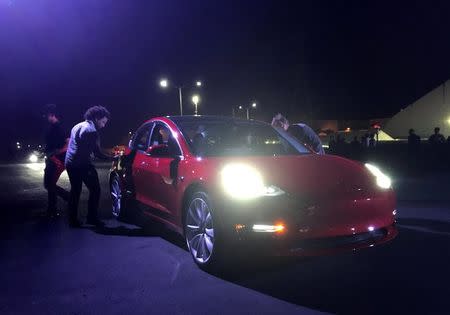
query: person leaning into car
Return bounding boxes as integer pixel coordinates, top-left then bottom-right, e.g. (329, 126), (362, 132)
(65, 106), (112, 228)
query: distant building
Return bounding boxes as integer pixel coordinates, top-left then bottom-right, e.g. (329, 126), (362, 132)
(384, 80), (450, 139)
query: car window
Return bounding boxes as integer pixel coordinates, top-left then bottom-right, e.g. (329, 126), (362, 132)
(149, 123), (182, 156)
(133, 123), (153, 151)
(175, 120), (310, 157)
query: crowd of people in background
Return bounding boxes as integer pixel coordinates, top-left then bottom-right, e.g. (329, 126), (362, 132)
(270, 112), (450, 174)
(328, 126), (450, 153)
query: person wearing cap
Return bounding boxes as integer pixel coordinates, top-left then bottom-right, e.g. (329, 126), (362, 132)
(65, 105), (112, 228)
(43, 104), (69, 218)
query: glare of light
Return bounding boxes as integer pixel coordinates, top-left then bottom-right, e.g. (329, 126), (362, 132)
(252, 102), (257, 108)
(29, 154), (38, 163)
(368, 226), (375, 232)
(447, 118), (450, 125)
(26, 162), (45, 172)
(38, 145), (42, 148)
(159, 79), (168, 88)
(16, 142), (20, 145)
(192, 94), (200, 105)
(345, 127), (351, 132)
(196, 81), (202, 87)
(221, 164), (264, 199)
(238, 105), (243, 110)
(365, 163), (392, 189)
(393, 209), (397, 216)
(252, 224), (285, 233)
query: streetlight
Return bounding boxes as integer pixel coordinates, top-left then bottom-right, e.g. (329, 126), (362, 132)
(159, 79), (168, 88)
(159, 78), (203, 116)
(192, 95), (200, 115)
(238, 102), (257, 120)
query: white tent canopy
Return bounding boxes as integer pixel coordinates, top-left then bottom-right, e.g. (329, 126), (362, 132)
(384, 80), (450, 139)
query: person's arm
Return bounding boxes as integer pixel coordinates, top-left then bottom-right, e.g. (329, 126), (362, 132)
(93, 134), (112, 160)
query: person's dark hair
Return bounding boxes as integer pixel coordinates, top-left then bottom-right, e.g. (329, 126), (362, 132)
(43, 104), (59, 117)
(271, 119), (284, 129)
(271, 113), (289, 129)
(434, 127), (440, 133)
(84, 105), (110, 121)
(409, 128), (414, 134)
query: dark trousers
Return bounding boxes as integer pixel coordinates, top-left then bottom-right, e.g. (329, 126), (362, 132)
(43, 157), (69, 214)
(66, 164), (101, 222)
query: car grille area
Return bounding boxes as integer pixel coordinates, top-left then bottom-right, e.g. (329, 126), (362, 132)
(289, 228), (387, 251)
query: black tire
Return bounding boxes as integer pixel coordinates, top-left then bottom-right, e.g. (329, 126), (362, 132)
(109, 172), (135, 220)
(184, 191), (225, 271)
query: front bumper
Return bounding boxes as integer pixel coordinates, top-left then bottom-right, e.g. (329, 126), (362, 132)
(214, 191), (397, 256)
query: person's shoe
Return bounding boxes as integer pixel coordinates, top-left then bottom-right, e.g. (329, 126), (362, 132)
(86, 218), (105, 228)
(69, 219), (82, 228)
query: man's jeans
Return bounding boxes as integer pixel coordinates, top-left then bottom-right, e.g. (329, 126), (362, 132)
(66, 164), (101, 222)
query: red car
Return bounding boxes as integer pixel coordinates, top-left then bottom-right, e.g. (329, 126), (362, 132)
(110, 116), (397, 270)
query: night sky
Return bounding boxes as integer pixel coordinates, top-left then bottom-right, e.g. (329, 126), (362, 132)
(1, 0), (449, 148)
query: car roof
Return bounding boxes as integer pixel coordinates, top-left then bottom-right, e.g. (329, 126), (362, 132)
(167, 115), (269, 126)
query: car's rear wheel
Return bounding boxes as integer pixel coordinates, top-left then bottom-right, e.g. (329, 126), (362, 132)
(184, 192), (222, 271)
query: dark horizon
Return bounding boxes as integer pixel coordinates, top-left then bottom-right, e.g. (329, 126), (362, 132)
(1, 0), (449, 147)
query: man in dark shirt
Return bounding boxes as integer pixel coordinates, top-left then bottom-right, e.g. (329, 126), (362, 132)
(43, 104), (69, 217)
(408, 128), (421, 148)
(428, 127), (445, 145)
(65, 106), (112, 228)
(271, 113), (325, 154)
(288, 123), (325, 155)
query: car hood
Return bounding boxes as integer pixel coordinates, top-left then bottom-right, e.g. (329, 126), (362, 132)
(204, 154), (378, 200)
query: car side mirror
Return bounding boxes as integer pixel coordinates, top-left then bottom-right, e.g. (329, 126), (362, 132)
(145, 144), (170, 156)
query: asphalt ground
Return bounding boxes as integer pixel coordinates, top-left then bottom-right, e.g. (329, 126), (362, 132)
(1, 162), (449, 315)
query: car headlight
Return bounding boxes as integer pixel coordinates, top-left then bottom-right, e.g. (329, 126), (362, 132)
(365, 163), (392, 189)
(221, 163), (284, 199)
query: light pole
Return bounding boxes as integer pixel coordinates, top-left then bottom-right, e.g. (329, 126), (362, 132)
(238, 102), (257, 120)
(192, 94), (200, 115)
(159, 78), (202, 116)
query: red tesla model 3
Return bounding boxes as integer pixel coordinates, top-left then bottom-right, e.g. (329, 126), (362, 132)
(110, 116), (397, 270)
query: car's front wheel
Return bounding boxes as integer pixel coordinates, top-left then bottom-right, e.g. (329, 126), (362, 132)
(110, 172), (123, 218)
(184, 192), (222, 270)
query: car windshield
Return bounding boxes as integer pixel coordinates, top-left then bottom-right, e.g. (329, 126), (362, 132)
(174, 119), (311, 157)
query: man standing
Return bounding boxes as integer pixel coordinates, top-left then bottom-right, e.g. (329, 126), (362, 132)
(428, 127), (445, 145)
(43, 104), (69, 217)
(65, 106), (111, 228)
